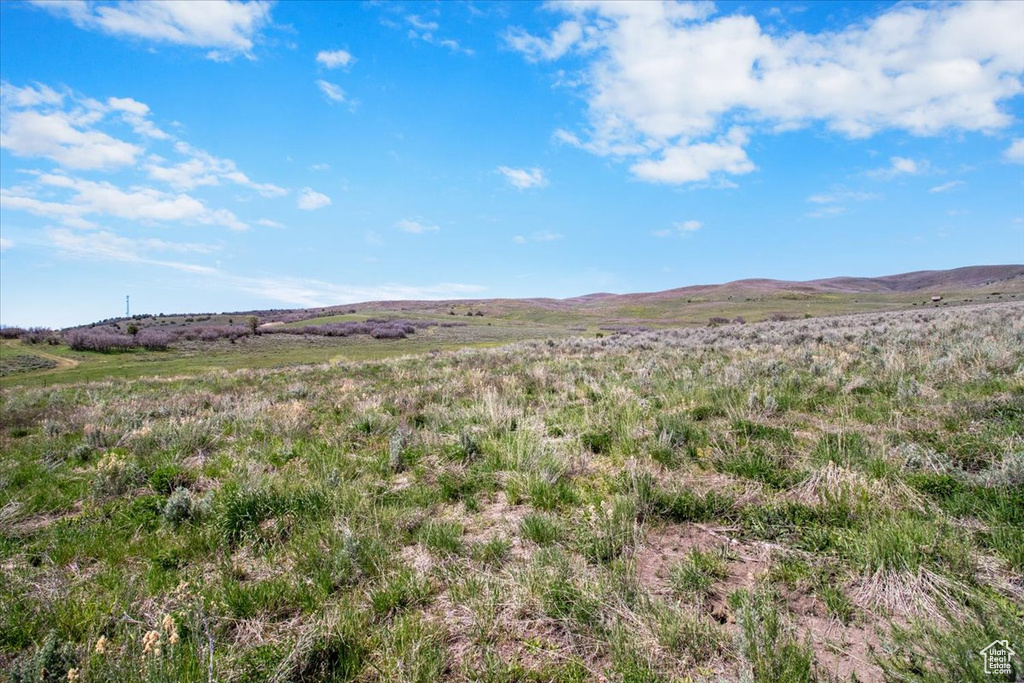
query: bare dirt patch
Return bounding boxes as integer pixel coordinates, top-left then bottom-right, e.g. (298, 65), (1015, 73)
(637, 522), (886, 682)
(637, 522), (765, 620)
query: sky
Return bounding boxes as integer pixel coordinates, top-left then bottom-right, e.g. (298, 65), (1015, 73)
(1, 0), (1022, 328)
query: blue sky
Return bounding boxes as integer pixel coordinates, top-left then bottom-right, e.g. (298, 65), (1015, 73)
(1, 0), (1022, 327)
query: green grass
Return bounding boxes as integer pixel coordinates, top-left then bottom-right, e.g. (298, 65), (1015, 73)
(1, 301), (1021, 681)
(668, 548), (730, 598)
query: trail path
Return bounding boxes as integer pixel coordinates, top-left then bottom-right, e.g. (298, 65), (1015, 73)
(24, 349), (80, 370)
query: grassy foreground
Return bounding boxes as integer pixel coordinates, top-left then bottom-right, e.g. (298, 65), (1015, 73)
(1, 302), (1022, 682)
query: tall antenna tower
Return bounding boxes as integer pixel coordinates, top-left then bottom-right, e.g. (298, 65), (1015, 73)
(126, 295), (130, 318)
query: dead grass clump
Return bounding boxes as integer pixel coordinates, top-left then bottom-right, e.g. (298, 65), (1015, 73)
(851, 567), (968, 623)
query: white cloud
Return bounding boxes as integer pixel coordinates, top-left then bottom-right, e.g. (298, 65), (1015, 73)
(316, 49), (353, 69)
(255, 218), (283, 228)
(145, 142), (287, 197)
(1, 82), (64, 108)
(2, 174), (249, 231)
(32, 0), (273, 60)
(2, 82), (287, 200)
(514, 231), (563, 243)
(297, 188), (331, 210)
(229, 277), (484, 308)
(509, 1), (1024, 184)
(805, 205), (847, 219)
(505, 21), (582, 62)
(867, 156), (927, 179)
(652, 219), (702, 237)
(316, 79), (346, 103)
(0, 237), (13, 251)
(496, 166), (548, 190)
(404, 14), (473, 55)
(47, 227), (219, 274)
(106, 96), (148, 116)
(1005, 138), (1024, 164)
(929, 180), (965, 193)
(395, 218), (440, 234)
(807, 189), (881, 204)
(108, 96), (169, 139)
(805, 187), (880, 218)
(407, 15), (438, 32)
(45, 224), (484, 307)
(42, 221), (485, 310)
(0, 98), (142, 170)
(309, 163), (330, 171)
(891, 157), (919, 174)
(630, 131), (756, 184)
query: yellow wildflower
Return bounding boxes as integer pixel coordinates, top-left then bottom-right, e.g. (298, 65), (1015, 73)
(94, 635), (108, 654)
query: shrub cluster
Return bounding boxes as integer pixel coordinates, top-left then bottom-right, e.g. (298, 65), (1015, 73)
(63, 326), (177, 351)
(178, 325), (250, 342)
(599, 325), (651, 334)
(8, 327), (60, 344)
(65, 328), (137, 352)
(262, 318), (433, 340)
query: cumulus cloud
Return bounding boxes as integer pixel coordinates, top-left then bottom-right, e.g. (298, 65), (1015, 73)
(31, 0), (273, 60)
(395, 218), (440, 234)
(0, 237), (13, 251)
(316, 79), (346, 103)
(1, 174), (249, 231)
(1, 83), (143, 170)
(297, 188), (331, 210)
(1005, 138), (1024, 164)
(508, 1), (1024, 184)
(497, 166), (548, 190)
(630, 130), (755, 184)
(867, 156), (927, 179)
(316, 49), (353, 68)
(1, 81), (288, 203)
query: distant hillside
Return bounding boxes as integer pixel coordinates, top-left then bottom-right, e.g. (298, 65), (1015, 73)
(329, 264), (1024, 315)
(623, 264), (1024, 303)
(84, 264), (1024, 330)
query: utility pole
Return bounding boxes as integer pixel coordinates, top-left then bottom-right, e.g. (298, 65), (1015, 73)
(126, 295), (130, 318)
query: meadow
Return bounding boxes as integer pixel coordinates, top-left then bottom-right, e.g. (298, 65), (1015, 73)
(1, 301), (1022, 682)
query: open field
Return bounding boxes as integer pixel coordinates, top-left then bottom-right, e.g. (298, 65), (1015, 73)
(3, 266), (1022, 389)
(2, 300), (1022, 681)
